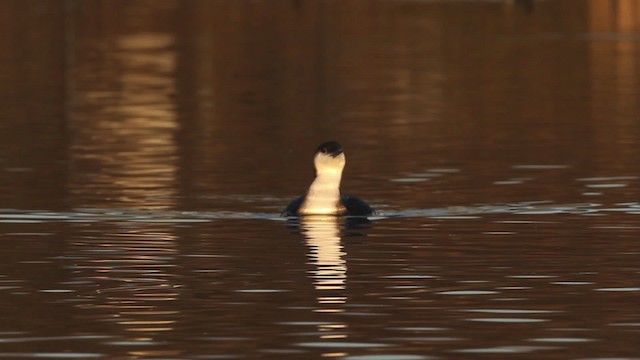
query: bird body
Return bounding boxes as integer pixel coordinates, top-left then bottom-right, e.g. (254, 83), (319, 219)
(282, 141), (374, 217)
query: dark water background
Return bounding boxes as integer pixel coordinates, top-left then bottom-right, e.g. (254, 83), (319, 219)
(1, 1), (640, 359)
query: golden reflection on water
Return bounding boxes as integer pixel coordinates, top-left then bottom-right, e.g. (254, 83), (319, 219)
(298, 216), (350, 347)
(299, 216), (347, 297)
(587, 0), (640, 169)
(69, 33), (178, 209)
(72, 225), (181, 340)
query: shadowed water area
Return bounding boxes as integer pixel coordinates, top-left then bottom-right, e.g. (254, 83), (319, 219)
(1, 1), (640, 359)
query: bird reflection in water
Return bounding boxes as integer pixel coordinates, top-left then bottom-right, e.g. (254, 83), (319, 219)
(289, 216), (372, 345)
(290, 216), (372, 310)
(300, 215), (347, 307)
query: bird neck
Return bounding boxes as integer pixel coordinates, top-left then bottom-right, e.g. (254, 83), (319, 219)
(300, 171), (343, 215)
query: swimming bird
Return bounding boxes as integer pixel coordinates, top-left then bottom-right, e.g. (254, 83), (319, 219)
(282, 141), (375, 217)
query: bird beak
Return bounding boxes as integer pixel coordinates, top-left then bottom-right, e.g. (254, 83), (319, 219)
(330, 149), (343, 158)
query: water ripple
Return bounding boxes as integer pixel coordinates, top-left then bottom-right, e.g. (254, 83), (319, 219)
(1, 200), (640, 223)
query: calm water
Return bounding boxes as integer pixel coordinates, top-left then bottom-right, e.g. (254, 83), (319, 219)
(1, 1), (640, 359)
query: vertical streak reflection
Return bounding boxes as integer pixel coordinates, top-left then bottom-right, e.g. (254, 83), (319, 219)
(299, 216), (350, 345)
(69, 33), (179, 209)
(300, 216), (347, 301)
(588, 0), (639, 167)
(300, 216), (347, 313)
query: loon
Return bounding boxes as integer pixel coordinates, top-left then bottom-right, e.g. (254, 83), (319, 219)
(282, 141), (375, 217)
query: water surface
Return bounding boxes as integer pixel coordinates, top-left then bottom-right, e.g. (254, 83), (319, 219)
(1, 1), (640, 359)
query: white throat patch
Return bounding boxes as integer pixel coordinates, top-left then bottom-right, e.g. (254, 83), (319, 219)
(299, 152), (346, 215)
(299, 172), (343, 215)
